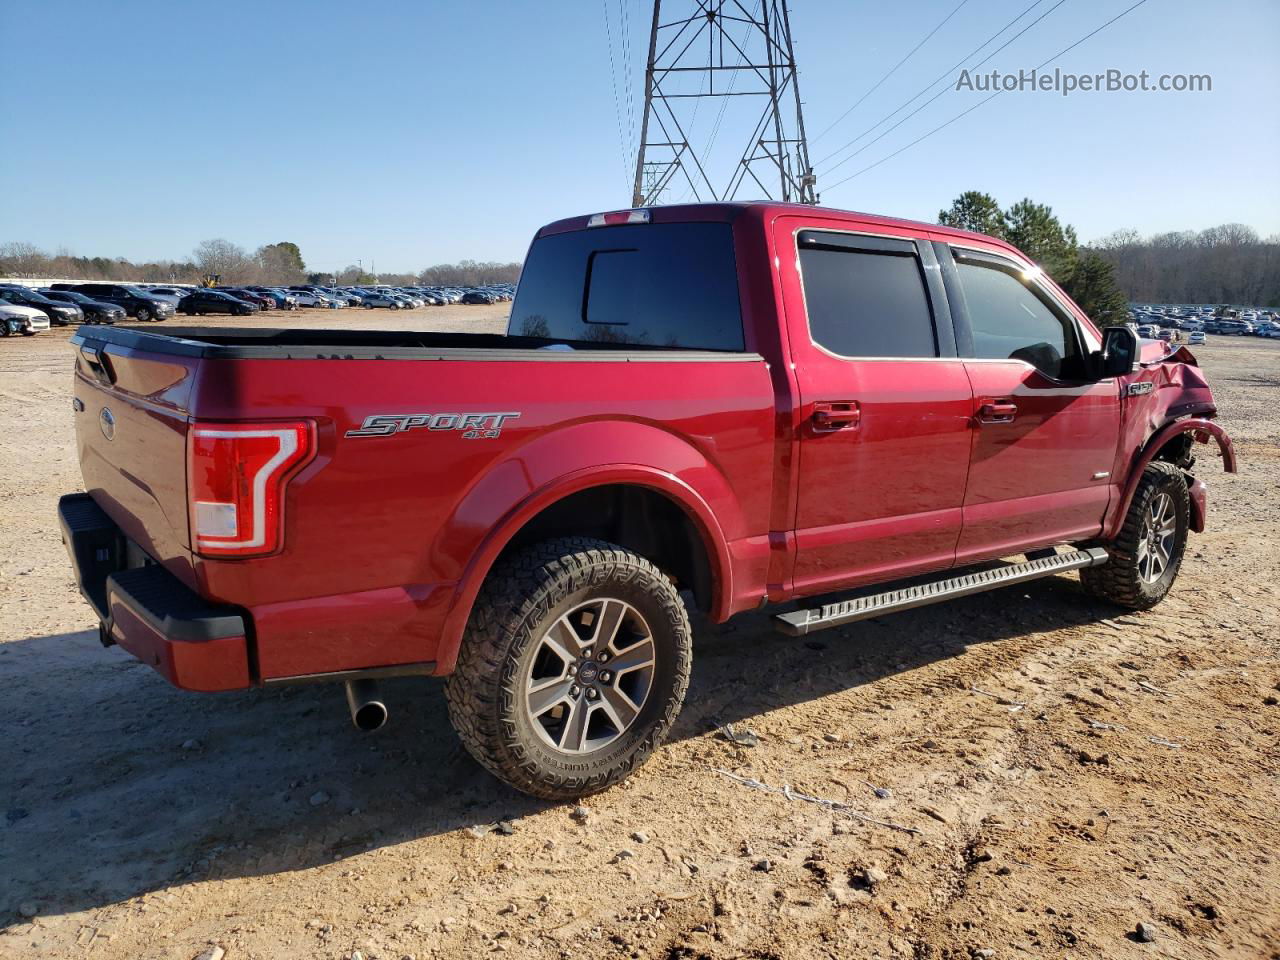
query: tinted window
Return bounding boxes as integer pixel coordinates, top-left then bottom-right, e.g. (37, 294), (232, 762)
(956, 260), (1076, 377)
(798, 237), (937, 358)
(508, 222), (743, 349)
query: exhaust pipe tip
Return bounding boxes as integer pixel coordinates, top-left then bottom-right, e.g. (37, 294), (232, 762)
(345, 679), (388, 732)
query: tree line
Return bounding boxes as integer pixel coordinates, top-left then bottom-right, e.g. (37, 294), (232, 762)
(0, 239), (522, 289)
(0, 239), (309, 286)
(938, 191), (1280, 315)
(1091, 225), (1279, 307)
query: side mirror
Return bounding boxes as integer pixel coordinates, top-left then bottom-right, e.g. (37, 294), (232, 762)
(1097, 325), (1138, 379)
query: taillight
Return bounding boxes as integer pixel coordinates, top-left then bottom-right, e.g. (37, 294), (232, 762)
(187, 421), (315, 558)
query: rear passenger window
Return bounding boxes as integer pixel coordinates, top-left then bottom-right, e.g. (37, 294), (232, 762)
(955, 258), (1078, 378)
(798, 232), (937, 358)
(509, 222), (743, 350)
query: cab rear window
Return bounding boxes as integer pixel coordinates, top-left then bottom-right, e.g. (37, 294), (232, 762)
(509, 222), (744, 350)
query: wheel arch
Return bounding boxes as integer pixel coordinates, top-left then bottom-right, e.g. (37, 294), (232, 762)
(430, 421), (746, 674)
(1105, 417), (1236, 539)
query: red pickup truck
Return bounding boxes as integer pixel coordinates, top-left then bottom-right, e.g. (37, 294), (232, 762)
(59, 202), (1236, 799)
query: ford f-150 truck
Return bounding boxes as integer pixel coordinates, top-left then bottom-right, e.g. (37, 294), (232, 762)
(59, 202), (1237, 799)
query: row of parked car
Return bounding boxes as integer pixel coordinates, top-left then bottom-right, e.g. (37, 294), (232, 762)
(0, 282), (151, 335)
(1130, 304), (1280, 339)
(170, 282), (514, 316)
(0, 280), (516, 334)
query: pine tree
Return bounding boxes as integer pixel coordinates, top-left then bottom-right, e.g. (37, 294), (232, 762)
(937, 191), (1007, 238)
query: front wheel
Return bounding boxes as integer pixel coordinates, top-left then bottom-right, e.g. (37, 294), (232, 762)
(135, 307), (151, 322)
(446, 537), (692, 800)
(1081, 461), (1189, 609)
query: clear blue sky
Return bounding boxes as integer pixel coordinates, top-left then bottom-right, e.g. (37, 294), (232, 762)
(1, 0), (1277, 274)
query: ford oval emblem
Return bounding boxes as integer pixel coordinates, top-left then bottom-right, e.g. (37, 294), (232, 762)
(99, 407), (116, 441)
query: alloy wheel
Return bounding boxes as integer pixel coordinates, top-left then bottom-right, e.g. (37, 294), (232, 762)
(523, 597), (657, 754)
(1136, 491), (1176, 583)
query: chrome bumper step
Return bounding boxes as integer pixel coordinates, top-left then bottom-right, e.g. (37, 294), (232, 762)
(773, 547), (1109, 637)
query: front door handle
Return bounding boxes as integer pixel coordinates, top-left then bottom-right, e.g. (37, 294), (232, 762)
(976, 401), (1018, 424)
(812, 401), (860, 432)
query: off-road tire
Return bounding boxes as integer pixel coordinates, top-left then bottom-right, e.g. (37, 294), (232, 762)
(445, 537), (692, 800)
(1081, 461), (1189, 609)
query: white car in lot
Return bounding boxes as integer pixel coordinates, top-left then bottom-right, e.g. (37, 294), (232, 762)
(0, 303), (52, 336)
(1188, 331), (1206, 346)
(288, 291), (331, 308)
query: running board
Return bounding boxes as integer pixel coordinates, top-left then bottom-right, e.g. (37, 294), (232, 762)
(774, 547), (1109, 637)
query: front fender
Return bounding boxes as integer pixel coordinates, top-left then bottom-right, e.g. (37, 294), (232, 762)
(1105, 418), (1236, 539)
(429, 419), (751, 673)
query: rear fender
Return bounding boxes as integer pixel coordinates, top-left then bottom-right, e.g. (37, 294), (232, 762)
(430, 420), (744, 674)
(1105, 418), (1236, 539)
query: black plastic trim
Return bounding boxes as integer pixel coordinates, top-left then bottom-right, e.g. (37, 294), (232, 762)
(106, 566), (246, 643)
(932, 241), (973, 357)
(261, 662), (438, 687)
(917, 241), (957, 358)
(70, 326), (764, 363)
(58, 493), (121, 621)
(797, 231), (916, 256)
(60, 494), (246, 643)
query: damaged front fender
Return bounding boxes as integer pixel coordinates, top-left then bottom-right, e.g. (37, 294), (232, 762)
(1104, 344), (1238, 539)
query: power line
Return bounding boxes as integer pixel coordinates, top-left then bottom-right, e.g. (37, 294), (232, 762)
(819, 0), (1069, 178)
(602, 0), (632, 190)
(813, 0), (969, 143)
(619, 0), (637, 171)
(822, 0), (1152, 194)
(813, 0), (1050, 171)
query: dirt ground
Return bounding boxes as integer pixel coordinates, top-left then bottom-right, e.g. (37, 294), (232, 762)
(1, 310), (1277, 960)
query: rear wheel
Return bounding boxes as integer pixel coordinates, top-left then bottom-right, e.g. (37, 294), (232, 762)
(1081, 461), (1189, 609)
(446, 537), (692, 800)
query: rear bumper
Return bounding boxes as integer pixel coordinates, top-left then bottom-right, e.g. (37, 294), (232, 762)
(58, 493), (252, 692)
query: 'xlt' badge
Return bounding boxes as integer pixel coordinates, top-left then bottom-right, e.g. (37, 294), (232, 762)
(345, 412), (520, 439)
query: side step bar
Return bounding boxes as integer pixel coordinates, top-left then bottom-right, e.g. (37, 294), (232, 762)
(774, 547), (1109, 637)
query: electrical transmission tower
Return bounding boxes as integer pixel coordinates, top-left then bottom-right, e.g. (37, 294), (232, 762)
(631, 0), (817, 207)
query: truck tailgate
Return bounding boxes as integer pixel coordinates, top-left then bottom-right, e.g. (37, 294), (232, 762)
(72, 333), (199, 585)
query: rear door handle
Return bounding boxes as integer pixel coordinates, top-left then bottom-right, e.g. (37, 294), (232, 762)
(812, 401), (860, 432)
(976, 401), (1018, 424)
